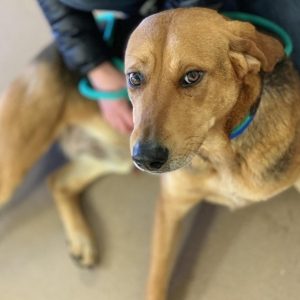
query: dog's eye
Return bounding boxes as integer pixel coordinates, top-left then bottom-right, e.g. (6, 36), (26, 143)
(127, 72), (144, 88)
(181, 71), (204, 87)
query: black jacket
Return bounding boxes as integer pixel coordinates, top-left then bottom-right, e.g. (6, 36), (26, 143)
(38, 0), (148, 74)
(38, 0), (223, 75)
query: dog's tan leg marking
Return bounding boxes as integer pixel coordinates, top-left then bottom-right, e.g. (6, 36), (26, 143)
(293, 181), (300, 193)
(146, 182), (203, 300)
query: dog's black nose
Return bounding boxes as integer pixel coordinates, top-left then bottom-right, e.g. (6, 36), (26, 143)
(132, 141), (169, 171)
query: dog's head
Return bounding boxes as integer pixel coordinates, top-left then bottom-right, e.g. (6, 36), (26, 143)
(125, 8), (284, 173)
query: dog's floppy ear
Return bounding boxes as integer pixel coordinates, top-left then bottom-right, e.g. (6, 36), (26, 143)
(227, 21), (284, 78)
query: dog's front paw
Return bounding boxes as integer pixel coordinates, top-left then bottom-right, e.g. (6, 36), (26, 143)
(68, 232), (98, 268)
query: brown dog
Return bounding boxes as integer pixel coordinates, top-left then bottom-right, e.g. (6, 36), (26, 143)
(1, 6), (300, 300)
(125, 8), (300, 300)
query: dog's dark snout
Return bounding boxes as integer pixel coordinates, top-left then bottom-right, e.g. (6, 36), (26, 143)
(132, 141), (169, 171)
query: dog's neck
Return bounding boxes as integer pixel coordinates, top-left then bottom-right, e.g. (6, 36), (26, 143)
(225, 73), (263, 139)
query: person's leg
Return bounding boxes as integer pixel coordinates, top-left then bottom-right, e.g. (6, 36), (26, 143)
(238, 0), (300, 72)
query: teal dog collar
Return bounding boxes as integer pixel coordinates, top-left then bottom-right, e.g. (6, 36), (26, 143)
(224, 12), (293, 139)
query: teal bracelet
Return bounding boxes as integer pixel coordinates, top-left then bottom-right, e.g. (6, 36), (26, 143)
(78, 57), (129, 101)
(78, 79), (128, 100)
(78, 12), (129, 101)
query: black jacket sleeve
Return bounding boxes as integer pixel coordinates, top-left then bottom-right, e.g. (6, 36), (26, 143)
(38, 0), (111, 75)
(163, 0), (224, 10)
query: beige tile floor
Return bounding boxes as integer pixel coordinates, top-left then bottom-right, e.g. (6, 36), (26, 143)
(1, 1), (300, 300)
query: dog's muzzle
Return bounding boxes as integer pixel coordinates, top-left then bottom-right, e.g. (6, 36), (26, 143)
(132, 141), (169, 172)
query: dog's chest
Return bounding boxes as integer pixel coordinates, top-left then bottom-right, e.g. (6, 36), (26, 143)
(210, 174), (254, 208)
(187, 157), (254, 208)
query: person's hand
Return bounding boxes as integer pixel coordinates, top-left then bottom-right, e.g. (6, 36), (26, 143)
(98, 100), (133, 134)
(88, 62), (133, 135)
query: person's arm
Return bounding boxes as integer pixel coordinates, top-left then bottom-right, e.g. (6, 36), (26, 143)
(38, 0), (133, 134)
(88, 62), (133, 134)
(163, 0), (223, 10)
(38, 0), (111, 74)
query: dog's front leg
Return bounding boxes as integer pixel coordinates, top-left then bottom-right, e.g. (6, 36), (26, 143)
(146, 186), (201, 300)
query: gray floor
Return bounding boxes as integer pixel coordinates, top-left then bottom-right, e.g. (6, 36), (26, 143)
(1, 1), (300, 300)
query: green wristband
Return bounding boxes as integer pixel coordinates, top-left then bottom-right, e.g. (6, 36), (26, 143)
(78, 57), (129, 101)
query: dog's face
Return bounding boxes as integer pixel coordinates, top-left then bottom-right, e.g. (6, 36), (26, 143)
(125, 8), (283, 173)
